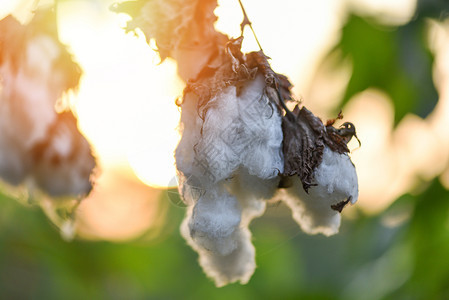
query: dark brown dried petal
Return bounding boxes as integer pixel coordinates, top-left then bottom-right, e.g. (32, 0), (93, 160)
(330, 196), (352, 213)
(282, 106), (324, 191)
(281, 106), (350, 192)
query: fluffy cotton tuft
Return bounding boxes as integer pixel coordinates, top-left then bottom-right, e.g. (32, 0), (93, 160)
(0, 12), (95, 203)
(178, 74), (283, 186)
(188, 185), (241, 255)
(279, 146), (358, 236)
(181, 210), (258, 287)
(175, 73), (284, 286)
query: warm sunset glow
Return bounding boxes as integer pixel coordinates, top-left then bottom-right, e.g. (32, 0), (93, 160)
(56, 1), (183, 189)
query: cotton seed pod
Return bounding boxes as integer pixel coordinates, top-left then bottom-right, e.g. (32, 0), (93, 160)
(176, 73), (284, 191)
(31, 112), (96, 197)
(279, 106), (359, 236)
(279, 146), (358, 236)
(0, 11), (84, 189)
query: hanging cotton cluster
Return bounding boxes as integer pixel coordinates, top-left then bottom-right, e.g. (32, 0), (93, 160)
(114, 0), (359, 286)
(0, 11), (95, 212)
(175, 40), (285, 286)
(278, 107), (359, 236)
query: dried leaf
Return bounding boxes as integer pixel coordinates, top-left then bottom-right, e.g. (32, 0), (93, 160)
(281, 106), (350, 192)
(182, 39), (294, 118)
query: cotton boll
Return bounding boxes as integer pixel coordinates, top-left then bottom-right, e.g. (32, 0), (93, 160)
(176, 74), (284, 284)
(181, 217), (257, 287)
(237, 74), (284, 179)
(0, 134), (30, 185)
(233, 168), (279, 200)
(0, 31), (75, 185)
(197, 227), (256, 287)
(313, 147), (359, 205)
(31, 112), (96, 197)
(0, 35), (63, 148)
(175, 93), (205, 182)
(189, 74), (283, 184)
(175, 91), (221, 202)
(280, 182), (342, 236)
(176, 172), (203, 206)
(188, 185), (242, 255)
(228, 168), (280, 225)
(195, 86), (241, 183)
(280, 147), (358, 236)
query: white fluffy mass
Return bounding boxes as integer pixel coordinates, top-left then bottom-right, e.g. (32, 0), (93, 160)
(175, 67), (360, 285)
(113, 0), (360, 286)
(279, 146), (358, 236)
(176, 74), (283, 286)
(0, 14), (95, 198)
(0, 35), (60, 184)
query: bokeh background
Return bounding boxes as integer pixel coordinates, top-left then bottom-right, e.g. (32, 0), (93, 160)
(1, 0), (449, 298)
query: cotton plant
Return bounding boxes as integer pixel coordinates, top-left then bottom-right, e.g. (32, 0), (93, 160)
(115, 0), (359, 286)
(0, 9), (96, 240)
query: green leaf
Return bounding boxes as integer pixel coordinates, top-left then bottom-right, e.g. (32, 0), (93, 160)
(330, 14), (438, 125)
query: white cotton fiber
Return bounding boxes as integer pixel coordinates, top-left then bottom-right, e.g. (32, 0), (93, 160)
(313, 147), (359, 205)
(280, 146), (358, 236)
(188, 185), (242, 256)
(176, 74), (284, 187)
(175, 93), (204, 182)
(176, 73), (285, 286)
(195, 85), (241, 183)
(181, 217), (257, 287)
(237, 74), (284, 179)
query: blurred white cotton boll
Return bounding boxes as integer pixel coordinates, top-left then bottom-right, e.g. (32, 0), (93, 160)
(188, 185), (242, 256)
(279, 147), (358, 236)
(31, 112), (96, 197)
(5, 35), (62, 147)
(26, 35), (60, 80)
(0, 133), (30, 185)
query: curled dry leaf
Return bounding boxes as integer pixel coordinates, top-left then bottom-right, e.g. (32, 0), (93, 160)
(281, 106), (352, 192)
(112, 0), (227, 81)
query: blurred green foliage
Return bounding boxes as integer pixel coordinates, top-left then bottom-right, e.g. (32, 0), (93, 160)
(328, 0), (449, 124)
(1, 181), (449, 299)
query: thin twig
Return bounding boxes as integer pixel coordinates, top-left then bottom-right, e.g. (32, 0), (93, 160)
(236, 0), (295, 119)
(237, 0), (263, 52)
